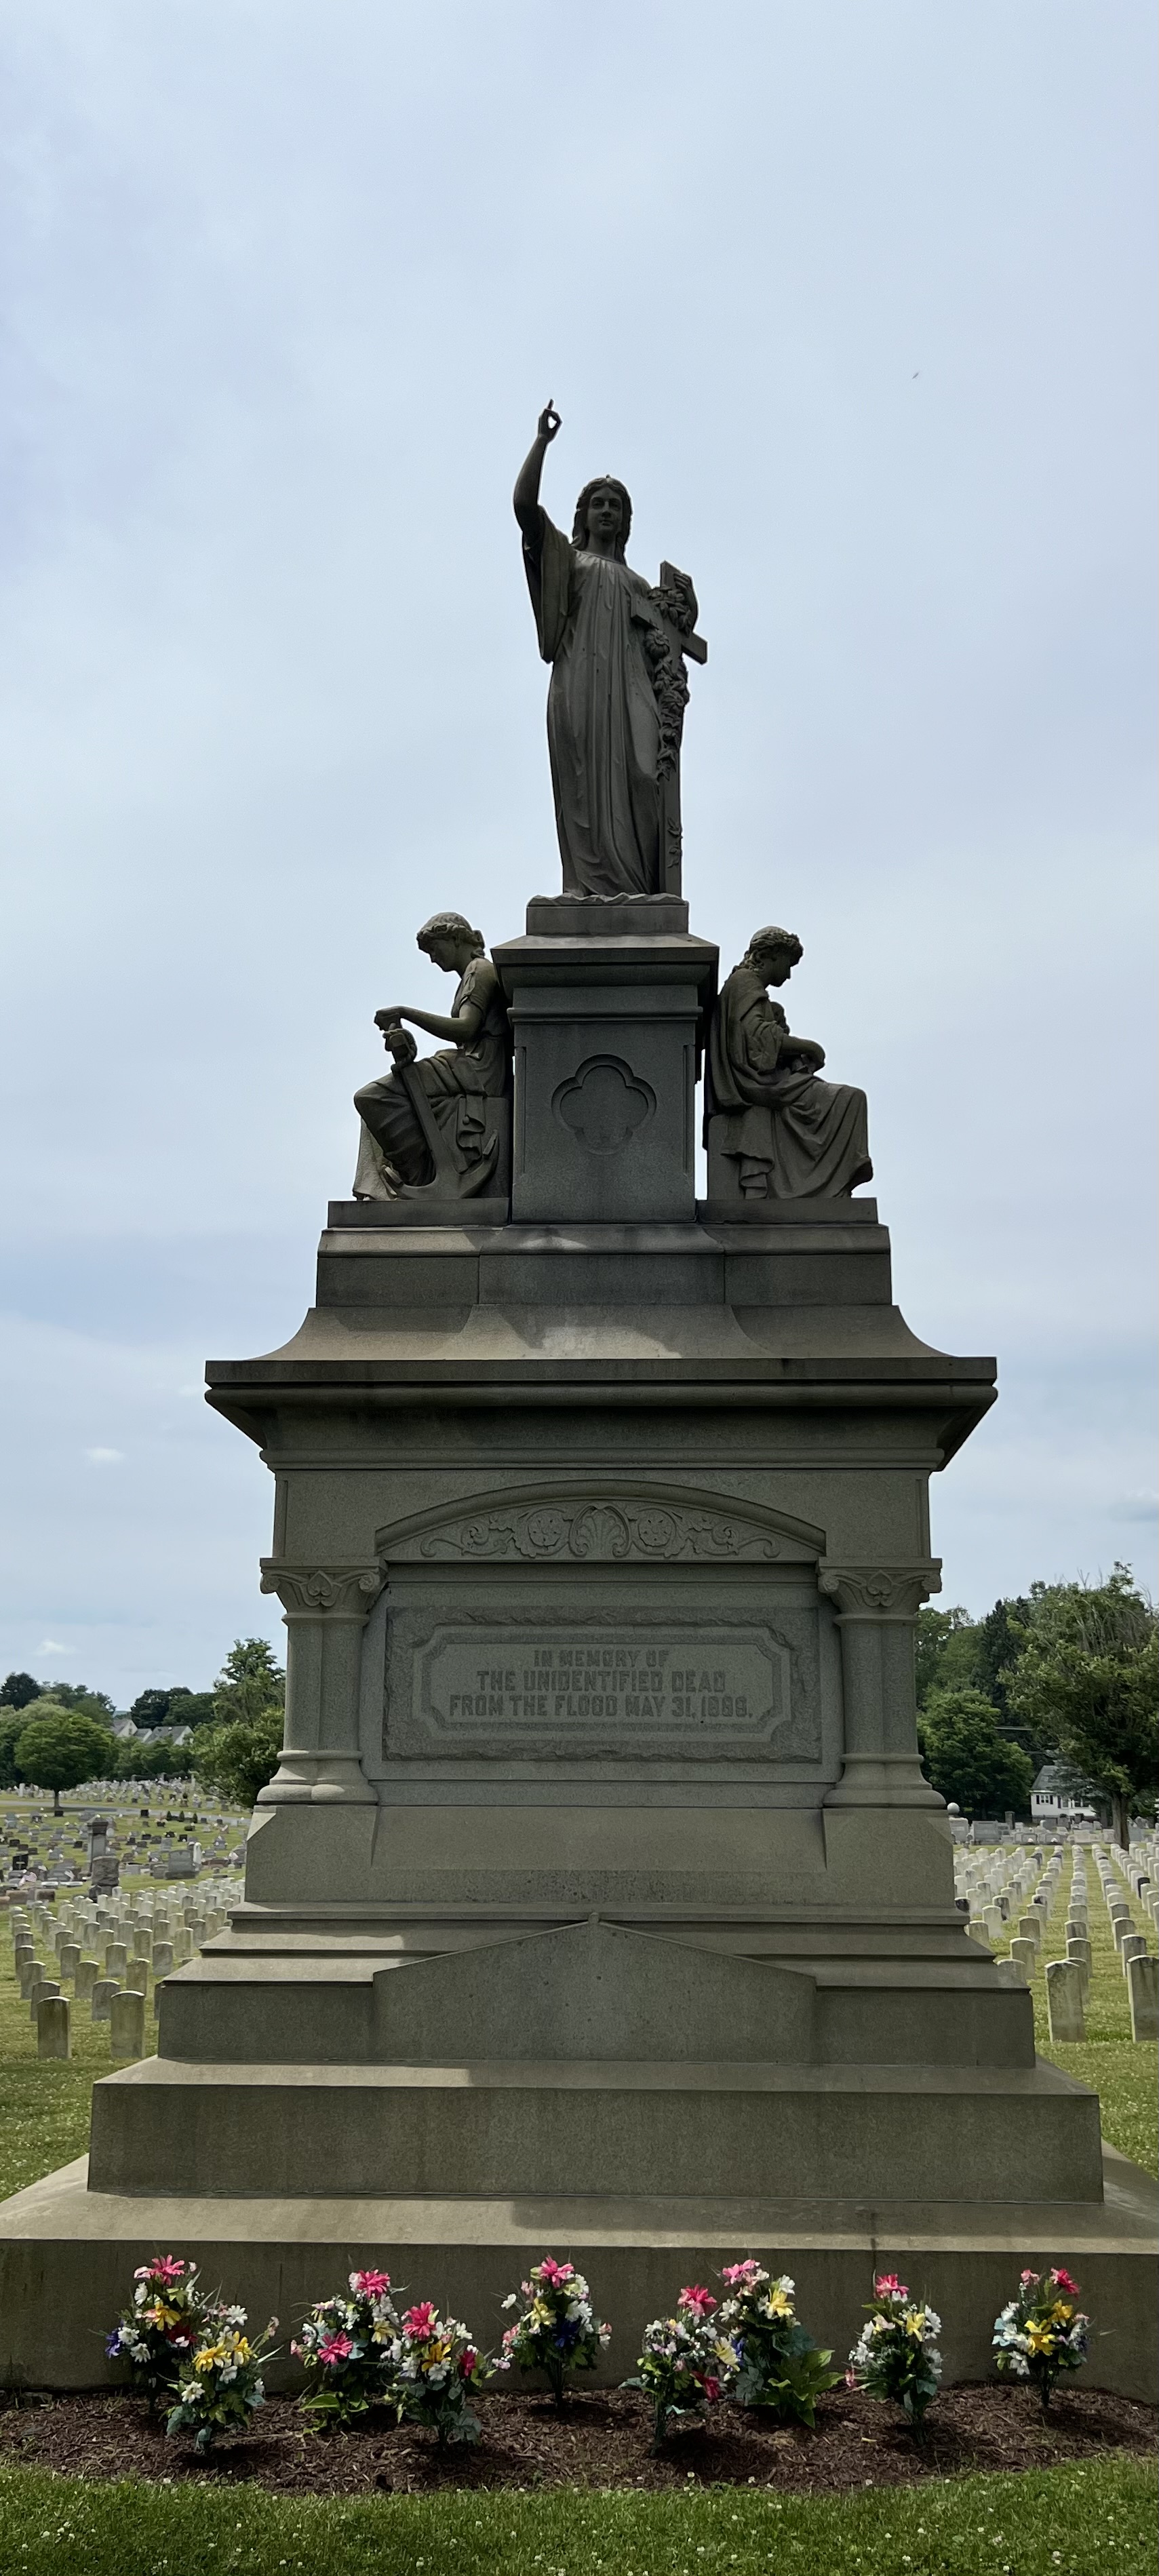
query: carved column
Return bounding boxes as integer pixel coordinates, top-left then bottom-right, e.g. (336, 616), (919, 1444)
(819, 1561), (943, 1810)
(257, 1563), (385, 1805)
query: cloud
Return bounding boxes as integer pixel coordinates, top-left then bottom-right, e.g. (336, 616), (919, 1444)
(35, 1640), (76, 1656)
(1110, 1493), (1159, 1523)
(84, 1447), (124, 1465)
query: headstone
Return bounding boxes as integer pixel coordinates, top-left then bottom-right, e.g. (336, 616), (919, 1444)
(58, 1943), (80, 1983)
(1127, 1955), (1158, 2043)
(1045, 1960), (1085, 2042)
(1010, 1938), (1038, 1982)
(152, 1940), (174, 1978)
(995, 1956), (1026, 1987)
(110, 1990), (146, 2060)
(29, 1977), (60, 2019)
(18, 1955), (45, 1999)
(1017, 1913), (1042, 1949)
(127, 1953), (151, 1993)
(90, 1978), (119, 2021)
(104, 1942), (127, 1980)
(1121, 1933), (1147, 1975)
(74, 1957), (99, 2002)
(37, 1995), (71, 2060)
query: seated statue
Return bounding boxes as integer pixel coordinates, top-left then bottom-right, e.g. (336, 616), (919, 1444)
(706, 925), (872, 1202)
(353, 912), (511, 1201)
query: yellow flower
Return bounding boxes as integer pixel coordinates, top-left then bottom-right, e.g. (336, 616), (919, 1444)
(144, 2303), (181, 2330)
(766, 2288), (793, 2318)
(194, 2341), (229, 2374)
(1025, 2321), (1056, 2355)
(1050, 2301), (1074, 2324)
(903, 2309), (927, 2339)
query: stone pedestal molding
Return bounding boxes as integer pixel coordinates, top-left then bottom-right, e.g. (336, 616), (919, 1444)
(818, 1561), (943, 1810)
(258, 1561), (385, 1805)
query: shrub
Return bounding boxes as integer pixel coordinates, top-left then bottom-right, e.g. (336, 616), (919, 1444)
(846, 2272), (942, 2436)
(718, 2261), (841, 2425)
(498, 2257), (610, 2407)
(993, 2265), (1089, 2411)
(623, 2284), (737, 2448)
(292, 2270), (401, 2427)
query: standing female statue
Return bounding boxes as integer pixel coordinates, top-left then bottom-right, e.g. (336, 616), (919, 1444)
(515, 403), (695, 898)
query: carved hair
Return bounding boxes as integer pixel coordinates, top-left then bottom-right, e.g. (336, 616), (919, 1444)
(572, 477), (633, 558)
(745, 926), (803, 971)
(415, 912), (485, 959)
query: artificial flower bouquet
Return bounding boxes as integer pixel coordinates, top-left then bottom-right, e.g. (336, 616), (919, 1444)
(166, 2304), (279, 2451)
(498, 2257), (611, 2407)
(292, 2269), (401, 2427)
(107, 2255), (220, 2413)
(388, 2299), (492, 2446)
(623, 2284), (738, 2448)
(992, 2267), (1088, 2411)
(846, 2272), (942, 2435)
(718, 2261), (842, 2425)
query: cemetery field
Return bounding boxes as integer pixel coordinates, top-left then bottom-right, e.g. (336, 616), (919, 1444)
(983, 1852), (1159, 2177)
(0, 2457), (1154, 2576)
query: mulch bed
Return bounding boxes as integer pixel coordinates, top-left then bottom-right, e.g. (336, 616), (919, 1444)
(0, 2384), (1154, 2495)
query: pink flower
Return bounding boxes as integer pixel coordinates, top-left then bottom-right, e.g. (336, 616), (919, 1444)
(462, 2347), (477, 2375)
(873, 2273), (906, 2299)
(722, 2260), (762, 2289)
(703, 2374), (722, 2401)
(1050, 2267), (1080, 2298)
(1020, 2269), (1039, 2286)
(402, 2302), (438, 2339)
(318, 2333), (353, 2366)
(680, 2285), (717, 2318)
(538, 2258), (574, 2287)
(351, 2269), (391, 2298)
(151, 2256), (186, 2283)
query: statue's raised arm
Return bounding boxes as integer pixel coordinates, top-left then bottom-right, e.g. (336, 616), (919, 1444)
(513, 401), (562, 554)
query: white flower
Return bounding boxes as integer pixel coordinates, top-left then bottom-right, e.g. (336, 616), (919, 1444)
(500, 2293), (517, 2309)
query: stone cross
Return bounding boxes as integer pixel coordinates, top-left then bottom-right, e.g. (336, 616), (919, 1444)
(652, 561), (707, 895)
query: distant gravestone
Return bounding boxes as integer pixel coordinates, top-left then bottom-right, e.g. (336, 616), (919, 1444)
(1127, 1955), (1158, 2042)
(1010, 1938), (1038, 1982)
(37, 1995), (71, 2060)
(74, 1957), (99, 2002)
(1046, 1960), (1085, 2042)
(110, 1990), (146, 2059)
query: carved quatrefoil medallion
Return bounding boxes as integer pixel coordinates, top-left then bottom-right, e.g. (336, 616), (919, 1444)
(552, 1055), (656, 1155)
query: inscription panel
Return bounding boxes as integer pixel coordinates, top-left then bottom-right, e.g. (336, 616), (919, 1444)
(383, 1612), (821, 1762)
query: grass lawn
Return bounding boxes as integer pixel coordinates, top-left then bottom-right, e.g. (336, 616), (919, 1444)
(0, 2458), (1154, 2576)
(987, 1852), (1159, 2177)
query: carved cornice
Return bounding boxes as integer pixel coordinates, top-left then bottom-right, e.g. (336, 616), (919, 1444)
(260, 1562), (385, 1618)
(817, 1561), (941, 1620)
(414, 1499), (785, 1565)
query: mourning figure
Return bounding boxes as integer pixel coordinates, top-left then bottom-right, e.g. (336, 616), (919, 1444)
(515, 403), (704, 898)
(707, 926), (873, 1201)
(353, 913), (511, 1201)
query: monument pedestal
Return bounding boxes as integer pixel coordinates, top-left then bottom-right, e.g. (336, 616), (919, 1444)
(1, 914), (1154, 2398)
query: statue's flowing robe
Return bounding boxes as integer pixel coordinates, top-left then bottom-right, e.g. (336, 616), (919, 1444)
(707, 965), (873, 1198)
(353, 958), (511, 1197)
(524, 510), (664, 897)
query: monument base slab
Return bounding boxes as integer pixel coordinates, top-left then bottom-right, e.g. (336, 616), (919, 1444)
(1, 2150), (1154, 2399)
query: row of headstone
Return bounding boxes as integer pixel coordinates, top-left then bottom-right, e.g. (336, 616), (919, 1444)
(1091, 1842), (1158, 2042)
(8, 1868), (243, 2062)
(951, 1834), (1158, 2041)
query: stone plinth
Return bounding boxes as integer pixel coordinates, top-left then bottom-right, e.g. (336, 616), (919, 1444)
(1, 981), (1156, 2397)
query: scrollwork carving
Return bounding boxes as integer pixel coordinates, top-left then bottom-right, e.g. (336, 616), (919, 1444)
(817, 1563), (941, 1620)
(416, 1500), (783, 1565)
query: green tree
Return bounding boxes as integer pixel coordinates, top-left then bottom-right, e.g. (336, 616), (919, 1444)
(915, 1607), (979, 1707)
(119, 1736), (194, 1782)
(1007, 1565), (1158, 1849)
(166, 1687), (217, 1728)
(918, 1686), (1035, 1820)
(128, 1687), (182, 1728)
(192, 1709), (283, 1810)
(0, 1711), (28, 1788)
(973, 1596), (1034, 1719)
(13, 1704), (117, 1814)
(44, 1683), (117, 1720)
(212, 1639), (286, 1727)
(0, 1672), (41, 1710)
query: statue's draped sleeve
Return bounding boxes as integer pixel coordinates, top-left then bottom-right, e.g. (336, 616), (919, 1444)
(522, 508), (576, 664)
(707, 967), (787, 1112)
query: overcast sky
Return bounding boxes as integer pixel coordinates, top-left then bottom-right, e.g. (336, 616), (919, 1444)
(1, 1), (1154, 1706)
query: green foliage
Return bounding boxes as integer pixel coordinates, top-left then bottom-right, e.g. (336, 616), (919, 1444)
(12, 1704), (117, 1810)
(0, 1670), (41, 1709)
(0, 1711), (28, 1789)
(918, 1686), (1034, 1818)
(212, 1637), (286, 1727)
(192, 1706), (284, 1810)
(168, 1688), (217, 1728)
(914, 1605), (979, 1706)
(42, 1683), (117, 1719)
(119, 1736), (194, 1782)
(1008, 1566), (1158, 1846)
(129, 1687), (184, 1727)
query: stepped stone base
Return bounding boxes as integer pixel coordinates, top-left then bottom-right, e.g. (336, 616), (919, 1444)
(1, 2150), (1154, 2398)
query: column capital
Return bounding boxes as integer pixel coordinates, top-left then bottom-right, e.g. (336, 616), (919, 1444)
(818, 1561), (941, 1621)
(260, 1562), (385, 1619)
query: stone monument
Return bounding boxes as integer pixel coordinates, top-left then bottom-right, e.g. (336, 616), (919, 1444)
(1, 408), (1154, 2396)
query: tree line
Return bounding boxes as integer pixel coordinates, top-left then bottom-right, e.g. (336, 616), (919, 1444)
(0, 1641), (286, 1814)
